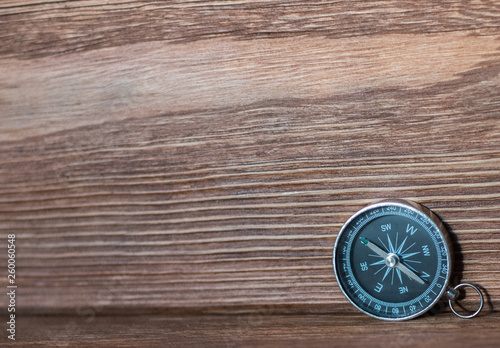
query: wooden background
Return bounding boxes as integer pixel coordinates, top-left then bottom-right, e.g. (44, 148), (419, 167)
(1, 0), (500, 345)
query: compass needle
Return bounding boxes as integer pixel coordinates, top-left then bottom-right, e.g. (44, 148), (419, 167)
(377, 237), (390, 254)
(395, 262), (425, 285)
(406, 264), (418, 272)
(360, 237), (388, 259)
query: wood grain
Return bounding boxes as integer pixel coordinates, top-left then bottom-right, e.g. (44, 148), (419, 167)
(2, 32), (500, 140)
(2, 0), (500, 59)
(1, 0), (500, 321)
(6, 313), (500, 347)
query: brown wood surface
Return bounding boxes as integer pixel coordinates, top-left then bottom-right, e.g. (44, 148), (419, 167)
(1, 0), (500, 344)
(5, 312), (500, 347)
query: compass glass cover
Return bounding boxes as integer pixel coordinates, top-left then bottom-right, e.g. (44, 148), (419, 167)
(333, 201), (451, 320)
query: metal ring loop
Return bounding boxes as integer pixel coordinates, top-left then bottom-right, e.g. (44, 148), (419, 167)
(448, 283), (484, 319)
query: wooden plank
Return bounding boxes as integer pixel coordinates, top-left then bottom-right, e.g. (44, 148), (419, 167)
(5, 313), (500, 347)
(2, 0), (500, 60)
(3, 32), (499, 141)
(0, 1), (499, 317)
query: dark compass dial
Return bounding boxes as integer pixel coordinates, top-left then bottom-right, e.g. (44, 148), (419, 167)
(333, 199), (452, 321)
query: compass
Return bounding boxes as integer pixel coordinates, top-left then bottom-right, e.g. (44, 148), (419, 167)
(333, 199), (483, 321)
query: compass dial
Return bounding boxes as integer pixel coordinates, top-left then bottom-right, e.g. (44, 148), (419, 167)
(333, 200), (452, 321)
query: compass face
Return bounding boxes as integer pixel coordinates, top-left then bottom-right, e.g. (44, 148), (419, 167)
(333, 200), (452, 321)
